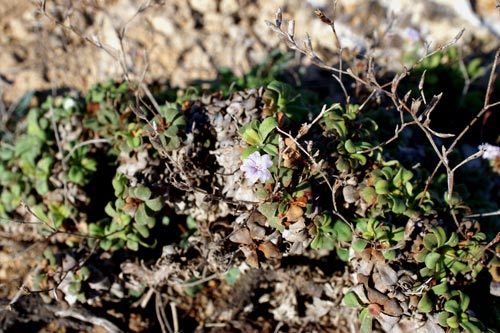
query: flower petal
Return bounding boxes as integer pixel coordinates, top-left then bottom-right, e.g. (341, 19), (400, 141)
(246, 173), (260, 185)
(240, 163), (254, 173)
(258, 169), (272, 183)
(479, 143), (500, 160)
(241, 151), (273, 184)
(247, 151), (262, 162)
(261, 154), (273, 168)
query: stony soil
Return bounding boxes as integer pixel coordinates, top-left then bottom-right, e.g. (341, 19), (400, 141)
(1, 0), (499, 105)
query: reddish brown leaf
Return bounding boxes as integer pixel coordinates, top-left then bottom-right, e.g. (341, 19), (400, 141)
(241, 246), (260, 268)
(258, 241), (281, 259)
(285, 204), (304, 222)
(367, 303), (383, 317)
(382, 298), (403, 317)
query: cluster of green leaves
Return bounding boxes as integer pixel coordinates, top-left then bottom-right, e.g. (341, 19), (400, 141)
(310, 213), (352, 260)
(82, 81), (187, 251)
(417, 289), (488, 332)
(143, 104), (187, 154)
(235, 69), (497, 331)
(239, 117), (279, 159)
(352, 217), (404, 260)
(414, 226), (484, 282)
(63, 265), (91, 304)
(215, 49), (297, 94)
(84, 80), (140, 154)
(362, 161), (434, 217)
(0, 78), (192, 308)
(89, 173), (165, 251)
(412, 224), (490, 332)
(0, 107), (51, 213)
(84, 79), (187, 156)
(262, 80), (310, 121)
(438, 290), (486, 332)
(0, 96), (96, 229)
(1, 45), (498, 331)
(320, 104), (376, 173)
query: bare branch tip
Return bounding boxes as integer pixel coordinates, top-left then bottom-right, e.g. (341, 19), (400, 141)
(275, 7), (282, 29)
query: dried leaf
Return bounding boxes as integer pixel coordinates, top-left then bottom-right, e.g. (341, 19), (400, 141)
(287, 19), (295, 40)
(265, 20), (283, 34)
(376, 312), (401, 332)
(283, 219), (307, 243)
(122, 199), (138, 216)
(356, 273), (370, 286)
(367, 303), (383, 317)
(490, 281), (500, 297)
(382, 298), (403, 317)
(294, 196), (309, 207)
(373, 263), (398, 292)
(306, 297), (334, 319)
(283, 137), (302, 167)
(426, 127), (455, 138)
(284, 137), (296, 149)
(314, 9), (332, 25)
(285, 204), (304, 222)
(276, 111), (287, 127)
(350, 284), (370, 305)
(241, 246), (260, 268)
(366, 286), (389, 305)
(247, 220), (266, 240)
(357, 259), (374, 276)
(275, 7), (282, 29)
(404, 218), (416, 239)
(490, 261), (500, 282)
(229, 228), (253, 245)
(343, 185), (360, 203)
(258, 241), (281, 259)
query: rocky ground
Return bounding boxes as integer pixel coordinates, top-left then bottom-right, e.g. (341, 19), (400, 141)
(1, 0), (499, 105)
(0, 1), (499, 333)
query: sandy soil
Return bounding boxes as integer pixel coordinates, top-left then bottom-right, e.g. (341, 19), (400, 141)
(0, 0), (498, 106)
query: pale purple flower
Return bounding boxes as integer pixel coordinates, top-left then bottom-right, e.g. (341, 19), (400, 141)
(479, 143), (500, 160)
(404, 27), (421, 42)
(240, 152), (273, 185)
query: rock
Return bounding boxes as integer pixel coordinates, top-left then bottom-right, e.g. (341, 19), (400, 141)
(188, 0), (217, 13)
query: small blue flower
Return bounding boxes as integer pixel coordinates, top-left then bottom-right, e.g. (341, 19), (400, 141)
(240, 151), (273, 185)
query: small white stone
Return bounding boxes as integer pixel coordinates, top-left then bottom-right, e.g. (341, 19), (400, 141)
(188, 0), (217, 12)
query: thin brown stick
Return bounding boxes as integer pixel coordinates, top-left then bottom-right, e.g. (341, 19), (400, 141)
(419, 48), (500, 205)
(155, 291), (173, 333)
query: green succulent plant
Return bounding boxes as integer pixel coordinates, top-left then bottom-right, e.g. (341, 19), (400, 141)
(414, 226), (485, 284)
(437, 290), (490, 333)
(89, 173), (164, 251)
(143, 104), (187, 154)
(319, 104), (376, 173)
(1, 33), (499, 333)
(262, 80), (309, 121)
(361, 162), (420, 217)
(0, 96), (99, 232)
(239, 116), (279, 159)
